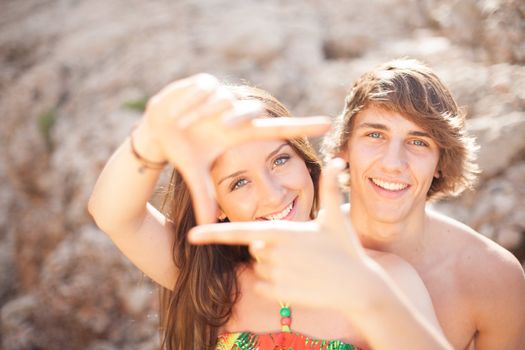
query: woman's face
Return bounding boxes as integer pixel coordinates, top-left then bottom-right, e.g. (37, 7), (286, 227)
(211, 140), (315, 222)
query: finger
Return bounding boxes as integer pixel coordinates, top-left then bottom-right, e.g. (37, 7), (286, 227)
(168, 85), (221, 123)
(249, 239), (268, 263)
(222, 100), (266, 126)
(176, 92), (235, 129)
(188, 220), (311, 245)
(253, 260), (274, 282)
(148, 74), (219, 114)
(176, 84), (237, 128)
(320, 158), (365, 255)
(182, 167), (218, 225)
(319, 157), (347, 225)
(239, 116), (331, 141)
(156, 73), (218, 99)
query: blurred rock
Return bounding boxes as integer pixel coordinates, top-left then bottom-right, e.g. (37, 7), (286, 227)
(467, 112), (525, 179)
(497, 227), (523, 251)
(1, 0), (524, 348)
(419, 0), (525, 64)
(1, 295), (38, 350)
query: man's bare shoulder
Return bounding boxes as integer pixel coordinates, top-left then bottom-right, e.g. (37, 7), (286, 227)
(426, 208), (525, 296)
(366, 250), (429, 297)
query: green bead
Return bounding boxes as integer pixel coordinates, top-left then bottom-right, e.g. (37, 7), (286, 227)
(280, 306), (291, 317)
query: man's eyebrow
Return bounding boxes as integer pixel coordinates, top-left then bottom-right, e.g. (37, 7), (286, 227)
(217, 143), (289, 186)
(408, 130), (432, 138)
(356, 123), (432, 138)
(356, 122), (388, 130)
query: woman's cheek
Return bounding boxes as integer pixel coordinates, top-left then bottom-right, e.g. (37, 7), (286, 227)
(220, 193), (257, 222)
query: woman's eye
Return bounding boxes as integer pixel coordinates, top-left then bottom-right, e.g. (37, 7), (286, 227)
(410, 139), (428, 147)
(368, 132), (382, 139)
(230, 178), (248, 191)
(273, 155), (290, 168)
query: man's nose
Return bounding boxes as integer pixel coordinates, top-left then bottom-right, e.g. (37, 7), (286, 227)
(380, 140), (406, 173)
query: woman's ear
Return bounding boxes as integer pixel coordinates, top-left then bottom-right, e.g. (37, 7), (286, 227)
(217, 209), (227, 222)
(434, 168), (441, 179)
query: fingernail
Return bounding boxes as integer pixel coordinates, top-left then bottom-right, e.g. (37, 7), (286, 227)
(195, 74), (219, 92)
(251, 239), (266, 251)
(187, 228), (202, 242)
(224, 101), (265, 126)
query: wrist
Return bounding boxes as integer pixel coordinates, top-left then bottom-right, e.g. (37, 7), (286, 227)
(128, 122), (169, 173)
(341, 260), (394, 319)
(131, 121), (167, 164)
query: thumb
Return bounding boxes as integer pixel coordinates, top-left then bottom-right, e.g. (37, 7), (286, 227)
(319, 157), (347, 230)
(319, 158), (365, 256)
(183, 167), (218, 225)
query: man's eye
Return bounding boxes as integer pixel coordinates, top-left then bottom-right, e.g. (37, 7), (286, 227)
(410, 139), (428, 147)
(231, 178), (248, 191)
(368, 132), (382, 139)
(273, 155), (290, 167)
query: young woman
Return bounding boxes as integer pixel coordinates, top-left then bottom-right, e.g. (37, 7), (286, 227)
(88, 74), (450, 349)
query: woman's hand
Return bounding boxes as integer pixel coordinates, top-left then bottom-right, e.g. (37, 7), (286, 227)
(134, 74), (331, 224)
(188, 158), (383, 312)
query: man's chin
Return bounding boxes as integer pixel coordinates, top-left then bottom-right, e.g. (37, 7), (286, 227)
(367, 205), (410, 225)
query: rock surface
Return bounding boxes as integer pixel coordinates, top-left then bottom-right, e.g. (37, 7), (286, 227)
(1, 0), (524, 348)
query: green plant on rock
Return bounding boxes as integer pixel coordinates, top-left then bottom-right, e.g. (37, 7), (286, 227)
(123, 97), (149, 112)
(37, 110), (57, 151)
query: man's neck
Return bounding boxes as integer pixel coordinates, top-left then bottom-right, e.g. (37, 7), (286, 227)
(350, 205), (429, 262)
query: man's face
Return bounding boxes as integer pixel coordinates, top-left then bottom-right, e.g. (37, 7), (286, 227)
(344, 106), (440, 224)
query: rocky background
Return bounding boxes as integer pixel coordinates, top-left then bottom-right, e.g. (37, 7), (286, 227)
(1, 0), (524, 349)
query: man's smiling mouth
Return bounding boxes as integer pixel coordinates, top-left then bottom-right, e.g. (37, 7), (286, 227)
(370, 178), (409, 191)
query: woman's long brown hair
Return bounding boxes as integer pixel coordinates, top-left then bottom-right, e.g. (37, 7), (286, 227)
(158, 85), (322, 349)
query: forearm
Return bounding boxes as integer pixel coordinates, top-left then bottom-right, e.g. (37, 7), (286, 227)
(348, 273), (452, 350)
(88, 123), (167, 235)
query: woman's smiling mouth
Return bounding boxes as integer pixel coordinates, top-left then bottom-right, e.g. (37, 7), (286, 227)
(259, 198), (297, 220)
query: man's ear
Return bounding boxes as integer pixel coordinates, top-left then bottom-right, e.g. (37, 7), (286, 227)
(434, 168), (441, 179)
(336, 146), (349, 162)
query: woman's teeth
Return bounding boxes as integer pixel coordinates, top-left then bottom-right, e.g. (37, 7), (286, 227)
(371, 178), (409, 191)
(263, 201), (294, 220)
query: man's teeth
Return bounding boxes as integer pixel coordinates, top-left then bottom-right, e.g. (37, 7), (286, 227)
(371, 178), (409, 191)
(264, 202), (293, 220)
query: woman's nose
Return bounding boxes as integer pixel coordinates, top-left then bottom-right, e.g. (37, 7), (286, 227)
(259, 174), (286, 207)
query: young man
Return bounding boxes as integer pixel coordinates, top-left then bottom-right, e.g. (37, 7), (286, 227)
(191, 59), (525, 349)
(319, 59), (525, 349)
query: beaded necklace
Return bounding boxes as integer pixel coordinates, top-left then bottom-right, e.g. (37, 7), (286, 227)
(279, 301), (292, 332)
(253, 255), (292, 333)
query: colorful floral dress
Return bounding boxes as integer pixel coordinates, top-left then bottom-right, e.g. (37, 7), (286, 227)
(216, 331), (359, 350)
(216, 305), (359, 350)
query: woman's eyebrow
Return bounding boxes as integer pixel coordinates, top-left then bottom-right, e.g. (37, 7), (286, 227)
(217, 143), (288, 186)
(265, 143), (289, 162)
(218, 170), (245, 186)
